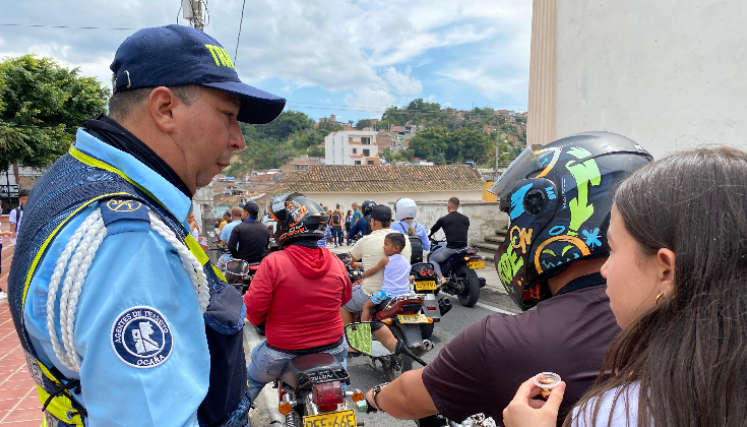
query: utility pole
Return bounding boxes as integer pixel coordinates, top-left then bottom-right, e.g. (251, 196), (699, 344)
(182, 0), (205, 31)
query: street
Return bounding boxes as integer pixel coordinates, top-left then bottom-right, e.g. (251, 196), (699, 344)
(245, 262), (519, 427)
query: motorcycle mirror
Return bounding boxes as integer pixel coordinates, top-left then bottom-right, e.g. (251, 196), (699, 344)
(344, 322), (392, 357)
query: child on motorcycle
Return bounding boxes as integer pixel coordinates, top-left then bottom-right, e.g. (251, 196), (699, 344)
(361, 233), (411, 322)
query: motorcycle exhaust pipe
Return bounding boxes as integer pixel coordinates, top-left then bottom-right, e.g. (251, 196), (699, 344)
(439, 298), (453, 316)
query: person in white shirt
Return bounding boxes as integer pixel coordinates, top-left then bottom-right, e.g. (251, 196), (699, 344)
(9, 189), (28, 239)
(342, 205), (410, 351)
(361, 233), (411, 322)
(503, 148), (747, 427)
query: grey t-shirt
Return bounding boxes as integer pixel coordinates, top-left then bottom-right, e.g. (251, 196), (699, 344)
(422, 275), (620, 425)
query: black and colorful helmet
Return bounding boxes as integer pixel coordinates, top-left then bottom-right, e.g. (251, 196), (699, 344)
(267, 192), (328, 247)
(361, 199), (377, 216)
(489, 131), (652, 311)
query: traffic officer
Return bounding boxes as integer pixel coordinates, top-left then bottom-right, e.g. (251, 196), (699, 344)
(7, 25), (285, 426)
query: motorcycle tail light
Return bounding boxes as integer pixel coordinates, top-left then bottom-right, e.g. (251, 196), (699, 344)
(427, 268), (434, 276)
(312, 381), (344, 408)
(249, 265), (259, 271)
(427, 306), (437, 310)
(419, 268), (427, 276)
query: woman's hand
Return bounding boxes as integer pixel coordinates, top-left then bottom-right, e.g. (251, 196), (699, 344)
(502, 376), (565, 427)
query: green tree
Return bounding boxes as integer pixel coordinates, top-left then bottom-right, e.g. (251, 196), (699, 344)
(408, 127), (449, 164)
(306, 145), (324, 157)
(355, 119), (373, 130)
(260, 110), (314, 140)
(448, 128), (493, 164)
(0, 55), (109, 172)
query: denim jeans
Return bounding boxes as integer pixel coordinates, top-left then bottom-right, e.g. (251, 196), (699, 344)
(332, 225), (343, 245)
(429, 246), (459, 277)
(246, 340), (348, 401)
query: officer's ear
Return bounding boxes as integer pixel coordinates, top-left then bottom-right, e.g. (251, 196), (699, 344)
(149, 86), (179, 134)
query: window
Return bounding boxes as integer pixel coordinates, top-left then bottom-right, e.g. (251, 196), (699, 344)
(367, 160), (374, 165)
(363, 149), (370, 156)
(352, 148), (357, 154)
(355, 160), (361, 165)
(362, 137), (371, 145)
(349, 136), (353, 142)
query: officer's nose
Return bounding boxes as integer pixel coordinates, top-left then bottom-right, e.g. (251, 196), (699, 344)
(230, 121), (245, 151)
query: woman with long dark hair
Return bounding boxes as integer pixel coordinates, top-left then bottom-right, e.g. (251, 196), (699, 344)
(504, 147), (747, 427)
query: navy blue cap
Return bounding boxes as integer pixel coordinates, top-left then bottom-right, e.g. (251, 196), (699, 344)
(111, 25), (286, 124)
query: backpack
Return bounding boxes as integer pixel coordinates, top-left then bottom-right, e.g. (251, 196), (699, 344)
(332, 211), (341, 224)
(395, 222), (423, 264)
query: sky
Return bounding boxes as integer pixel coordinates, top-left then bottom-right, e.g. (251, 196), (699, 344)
(0, 0), (532, 124)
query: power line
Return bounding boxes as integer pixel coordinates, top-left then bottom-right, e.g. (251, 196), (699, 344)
(0, 23), (137, 30)
(234, 0), (247, 64)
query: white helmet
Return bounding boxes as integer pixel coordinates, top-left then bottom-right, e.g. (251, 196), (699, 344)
(395, 198), (418, 221)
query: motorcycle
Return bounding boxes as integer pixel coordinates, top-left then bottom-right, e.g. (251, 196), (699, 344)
(209, 244), (258, 295)
(345, 294), (437, 381)
(335, 253), (363, 283)
(275, 353), (368, 427)
(428, 238), (487, 307)
(410, 262), (452, 339)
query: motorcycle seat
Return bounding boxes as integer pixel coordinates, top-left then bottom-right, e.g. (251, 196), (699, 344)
(280, 353), (348, 390)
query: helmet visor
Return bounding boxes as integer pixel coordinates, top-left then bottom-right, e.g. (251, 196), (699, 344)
(489, 144), (544, 207)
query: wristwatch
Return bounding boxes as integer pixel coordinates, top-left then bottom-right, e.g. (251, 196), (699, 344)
(371, 382), (389, 412)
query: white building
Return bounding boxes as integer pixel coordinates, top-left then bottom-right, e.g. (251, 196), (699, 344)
(324, 130), (380, 166)
(527, 0), (747, 160)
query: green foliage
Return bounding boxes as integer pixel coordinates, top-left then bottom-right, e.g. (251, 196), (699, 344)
(0, 55), (109, 171)
(408, 127), (492, 165)
(259, 110), (314, 140)
(355, 119), (373, 130)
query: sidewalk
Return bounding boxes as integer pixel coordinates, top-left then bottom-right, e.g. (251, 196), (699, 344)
(0, 224), (45, 426)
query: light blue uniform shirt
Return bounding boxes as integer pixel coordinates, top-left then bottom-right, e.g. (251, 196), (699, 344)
(24, 130), (208, 427)
(391, 221), (432, 251)
(220, 220), (242, 262)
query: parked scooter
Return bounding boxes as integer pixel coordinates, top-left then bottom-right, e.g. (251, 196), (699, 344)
(345, 294), (436, 381)
(410, 262), (452, 339)
(275, 353), (368, 427)
(428, 238), (487, 307)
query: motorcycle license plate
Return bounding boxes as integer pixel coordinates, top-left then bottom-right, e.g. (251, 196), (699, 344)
(415, 280), (437, 291)
(303, 410), (356, 427)
(468, 261), (485, 269)
(397, 314), (430, 324)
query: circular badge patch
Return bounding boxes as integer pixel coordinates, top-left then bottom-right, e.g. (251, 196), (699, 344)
(111, 307), (173, 369)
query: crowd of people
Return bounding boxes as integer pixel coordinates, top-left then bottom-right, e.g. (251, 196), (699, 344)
(4, 24), (746, 427)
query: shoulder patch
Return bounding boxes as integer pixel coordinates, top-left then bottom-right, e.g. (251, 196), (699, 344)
(111, 306), (173, 369)
(101, 199), (149, 226)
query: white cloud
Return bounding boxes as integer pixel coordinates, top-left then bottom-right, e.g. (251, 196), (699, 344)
(384, 67), (422, 95)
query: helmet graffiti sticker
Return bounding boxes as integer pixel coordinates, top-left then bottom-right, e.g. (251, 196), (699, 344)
(491, 132), (652, 311)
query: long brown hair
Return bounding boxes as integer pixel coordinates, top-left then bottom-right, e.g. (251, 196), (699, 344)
(566, 147), (747, 427)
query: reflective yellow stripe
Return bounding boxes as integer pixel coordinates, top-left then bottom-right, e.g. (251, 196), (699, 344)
(35, 362), (84, 426)
(69, 146), (174, 218)
(212, 265), (227, 282)
(185, 235), (209, 266)
(22, 192), (132, 311)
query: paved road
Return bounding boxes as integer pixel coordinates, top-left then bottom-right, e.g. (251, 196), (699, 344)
(246, 282), (519, 427)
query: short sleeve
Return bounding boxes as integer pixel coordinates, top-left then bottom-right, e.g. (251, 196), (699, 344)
(422, 316), (496, 422)
(350, 238), (365, 260)
(570, 385), (640, 427)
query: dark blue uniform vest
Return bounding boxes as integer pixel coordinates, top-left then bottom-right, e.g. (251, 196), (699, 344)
(8, 152), (250, 427)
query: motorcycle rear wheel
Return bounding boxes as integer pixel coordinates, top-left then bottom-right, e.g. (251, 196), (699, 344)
(456, 265), (480, 307)
(420, 323), (435, 339)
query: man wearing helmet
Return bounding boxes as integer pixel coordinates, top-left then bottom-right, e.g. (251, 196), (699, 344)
(359, 132), (652, 426)
(393, 198), (431, 263)
(244, 192), (352, 399)
(347, 199), (376, 241)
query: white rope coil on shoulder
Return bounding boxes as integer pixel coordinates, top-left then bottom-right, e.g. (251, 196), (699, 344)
(46, 207), (211, 372)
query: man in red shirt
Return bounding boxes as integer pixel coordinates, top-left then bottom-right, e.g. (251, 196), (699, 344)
(244, 193), (352, 400)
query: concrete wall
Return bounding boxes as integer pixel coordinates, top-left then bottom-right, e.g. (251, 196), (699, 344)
(324, 131), (379, 165)
(554, 0), (747, 160)
(388, 201), (509, 244)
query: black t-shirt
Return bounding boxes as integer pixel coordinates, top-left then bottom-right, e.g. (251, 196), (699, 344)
(228, 219), (270, 264)
(421, 275), (619, 425)
(430, 212), (470, 249)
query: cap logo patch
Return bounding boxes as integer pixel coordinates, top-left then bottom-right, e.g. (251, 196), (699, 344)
(205, 44), (235, 69)
(111, 307), (173, 369)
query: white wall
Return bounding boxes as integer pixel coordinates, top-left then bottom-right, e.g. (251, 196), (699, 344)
(555, 0), (747, 160)
(324, 131), (379, 165)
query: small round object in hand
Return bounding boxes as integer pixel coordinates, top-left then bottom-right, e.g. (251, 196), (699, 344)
(533, 372), (561, 399)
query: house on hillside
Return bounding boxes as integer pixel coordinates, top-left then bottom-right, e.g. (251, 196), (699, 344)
(263, 165), (484, 211)
(325, 130), (380, 166)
